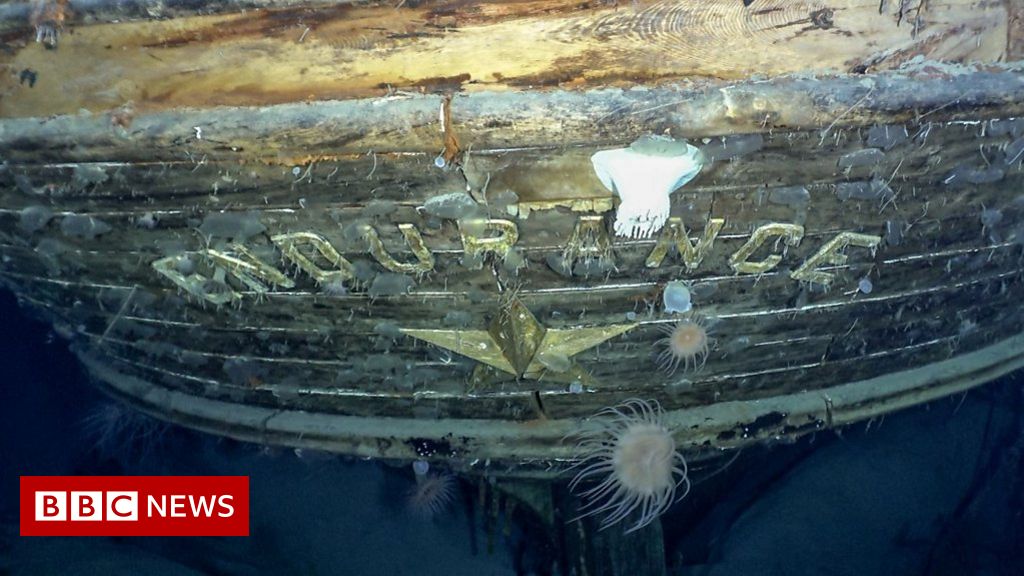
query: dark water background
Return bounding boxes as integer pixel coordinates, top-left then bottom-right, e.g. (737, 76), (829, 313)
(1, 288), (1022, 575)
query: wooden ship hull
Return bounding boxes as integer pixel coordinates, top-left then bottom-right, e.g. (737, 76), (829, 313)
(1, 0), (1024, 479)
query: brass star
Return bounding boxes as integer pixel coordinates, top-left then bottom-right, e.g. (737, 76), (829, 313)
(401, 297), (636, 385)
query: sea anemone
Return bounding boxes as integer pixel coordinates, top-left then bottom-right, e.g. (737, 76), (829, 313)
(656, 318), (710, 374)
(568, 399), (689, 533)
(81, 400), (168, 464)
(408, 461), (457, 516)
(319, 277), (349, 297)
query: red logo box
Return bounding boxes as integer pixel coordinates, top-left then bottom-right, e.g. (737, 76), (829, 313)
(20, 476), (249, 536)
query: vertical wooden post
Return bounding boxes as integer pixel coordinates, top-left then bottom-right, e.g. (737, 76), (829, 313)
(556, 484), (668, 576)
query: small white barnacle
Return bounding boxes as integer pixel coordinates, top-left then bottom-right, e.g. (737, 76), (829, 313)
(591, 135), (705, 239)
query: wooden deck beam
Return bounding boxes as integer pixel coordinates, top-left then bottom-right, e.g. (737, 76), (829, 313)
(0, 0), (1012, 118)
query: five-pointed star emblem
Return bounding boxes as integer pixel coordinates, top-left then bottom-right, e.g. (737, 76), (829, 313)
(401, 297), (636, 384)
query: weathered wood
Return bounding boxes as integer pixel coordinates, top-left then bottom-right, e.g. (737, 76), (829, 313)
(2, 67), (1024, 164)
(67, 330), (1024, 469)
(0, 4), (1023, 489)
(0, 0), (347, 32)
(0, 0), (1010, 118)
(1, 9), (1023, 573)
(2, 232), (1019, 426)
(1011, 0), (1024, 60)
(0, 208), (1014, 320)
(1, 114), (1018, 215)
(558, 483), (668, 576)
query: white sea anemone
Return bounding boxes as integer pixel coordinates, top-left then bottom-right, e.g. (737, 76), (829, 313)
(81, 400), (168, 464)
(568, 399), (689, 533)
(591, 136), (704, 240)
(408, 461), (457, 516)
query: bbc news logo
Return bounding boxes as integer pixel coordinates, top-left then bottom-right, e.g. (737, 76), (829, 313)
(20, 476), (249, 536)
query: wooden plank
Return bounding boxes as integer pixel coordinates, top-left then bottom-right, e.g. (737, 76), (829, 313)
(17, 271), (1019, 424)
(1, 164), (1019, 323)
(1, 119), (1020, 282)
(0, 0), (1009, 118)
(2, 116), (1019, 216)
(62, 328), (1024, 468)
(0, 0), (349, 34)
(4, 241), (1020, 415)
(15, 262), (1013, 369)
(2, 68), (1024, 164)
(0, 191), (1018, 331)
(1010, 0), (1024, 60)
(5, 241), (1016, 352)
(0, 220), (1014, 337)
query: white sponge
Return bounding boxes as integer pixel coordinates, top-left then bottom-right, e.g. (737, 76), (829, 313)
(591, 136), (704, 239)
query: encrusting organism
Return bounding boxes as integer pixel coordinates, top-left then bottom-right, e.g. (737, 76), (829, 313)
(591, 135), (705, 240)
(408, 460), (457, 516)
(30, 0), (69, 48)
(568, 398), (689, 533)
(81, 400), (168, 464)
(656, 317), (711, 374)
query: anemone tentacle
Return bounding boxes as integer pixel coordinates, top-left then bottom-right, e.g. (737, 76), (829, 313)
(566, 398), (689, 533)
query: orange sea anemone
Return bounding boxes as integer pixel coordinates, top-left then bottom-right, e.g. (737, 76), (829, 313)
(656, 318), (710, 374)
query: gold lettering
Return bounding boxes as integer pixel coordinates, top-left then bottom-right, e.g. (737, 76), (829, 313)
(645, 217), (725, 270)
(564, 215), (614, 264)
(205, 244), (295, 292)
(459, 219), (519, 269)
(271, 232), (354, 284)
(728, 223), (805, 275)
(152, 252), (240, 306)
(791, 232), (882, 286)
(547, 215), (616, 276)
(364, 223), (435, 274)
